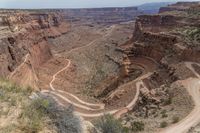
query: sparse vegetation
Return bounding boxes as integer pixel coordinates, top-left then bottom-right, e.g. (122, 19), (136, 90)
(0, 79), (82, 133)
(174, 27), (200, 47)
(19, 98), (52, 132)
(122, 127), (129, 133)
(172, 116), (180, 124)
(161, 110), (168, 118)
(160, 121), (168, 128)
(163, 97), (172, 106)
(184, 28), (200, 43)
(95, 114), (124, 133)
(131, 121), (145, 132)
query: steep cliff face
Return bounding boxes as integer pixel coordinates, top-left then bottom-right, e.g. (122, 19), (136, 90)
(121, 2), (200, 85)
(159, 2), (200, 13)
(64, 7), (143, 25)
(130, 20), (177, 63)
(0, 11), (70, 88)
(137, 15), (178, 27)
(126, 2), (200, 63)
(135, 15), (181, 33)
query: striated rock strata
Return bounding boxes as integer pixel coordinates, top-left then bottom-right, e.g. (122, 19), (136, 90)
(0, 10), (70, 89)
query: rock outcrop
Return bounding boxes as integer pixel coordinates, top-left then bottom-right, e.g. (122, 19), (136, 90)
(120, 1), (200, 96)
(123, 1), (200, 65)
(0, 10), (70, 88)
(120, 4), (199, 131)
(63, 7), (143, 25)
(159, 2), (200, 13)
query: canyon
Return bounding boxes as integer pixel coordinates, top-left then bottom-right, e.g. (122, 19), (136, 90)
(0, 1), (200, 133)
(64, 6), (142, 25)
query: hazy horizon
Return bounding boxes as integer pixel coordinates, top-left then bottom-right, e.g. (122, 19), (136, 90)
(0, 0), (199, 9)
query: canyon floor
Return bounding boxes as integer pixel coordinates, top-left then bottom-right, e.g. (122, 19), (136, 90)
(7, 22), (198, 132)
(1, 2), (200, 133)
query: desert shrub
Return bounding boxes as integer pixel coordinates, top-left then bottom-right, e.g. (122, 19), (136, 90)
(160, 110), (166, 114)
(163, 97), (172, 106)
(95, 114), (124, 133)
(172, 116), (179, 124)
(49, 105), (82, 133)
(187, 28), (200, 38)
(0, 124), (17, 133)
(122, 127), (130, 133)
(162, 113), (168, 118)
(21, 97), (82, 133)
(131, 121), (145, 132)
(161, 110), (168, 118)
(184, 28), (200, 45)
(19, 98), (49, 132)
(160, 121), (168, 128)
(0, 79), (82, 133)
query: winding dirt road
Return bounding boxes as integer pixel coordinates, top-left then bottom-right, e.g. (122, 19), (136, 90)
(161, 62), (200, 133)
(41, 55), (155, 117)
(9, 25), (154, 120)
(40, 25), (156, 118)
(12, 50), (200, 132)
(8, 31), (200, 133)
(42, 27), (116, 112)
(9, 24), (200, 132)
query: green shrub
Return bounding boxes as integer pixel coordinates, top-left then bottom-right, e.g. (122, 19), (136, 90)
(172, 116), (179, 124)
(19, 98), (49, 132)
(122, 127), (130, 133)
(51, 105), (82, 133)
(20, 96), (82, 133)
(131, 121), (145, 132)
(0, 79), (82, 133)
(95, 114), (124, 133)
(161, 110), (166, 114)
(162, 113), (168, 118)
(0, 124), (17, 133)
(160, 121), (168, 128)
(163, 97), (172, 106)
(161, 110), (168, 118)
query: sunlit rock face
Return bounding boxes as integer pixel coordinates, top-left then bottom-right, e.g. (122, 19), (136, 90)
(0, 10), (70, 89)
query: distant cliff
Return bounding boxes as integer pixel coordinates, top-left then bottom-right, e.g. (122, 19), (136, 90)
(159, 2), (200, 13)
(138, 2), (173, 14)
(63, 7), (143, 24)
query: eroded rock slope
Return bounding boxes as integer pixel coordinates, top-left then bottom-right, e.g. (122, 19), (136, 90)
(0, 10), (70, 88)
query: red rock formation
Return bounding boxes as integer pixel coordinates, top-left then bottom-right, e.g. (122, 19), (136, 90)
(121, 1), (200, 84)
(64, 7), (142, 24)
(159, 2), (200, 13)
(130, 20), (177, 62)
(182, 49), (200, 62)
(124, 1), (200, 64)
(137, 15), (178, 27)
(0, 11), (70, 88)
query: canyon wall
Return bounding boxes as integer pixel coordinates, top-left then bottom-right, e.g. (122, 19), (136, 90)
(137, 15), (178, 27)
(115, 3), (200, 108)
(121, 2), (200, 82)
(129, 2), (200, 63)
(63, 7), (143, 25)
(131, 20), (177, 62)
(0, 10), (70, 88)
(159, 2), (200, 13)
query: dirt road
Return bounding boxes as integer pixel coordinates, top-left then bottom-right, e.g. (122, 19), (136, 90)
(41, 25), (155, 118)
(161, 62), (200, 133)
(11, 25), (154, 119)
(44, 27), (116, 111)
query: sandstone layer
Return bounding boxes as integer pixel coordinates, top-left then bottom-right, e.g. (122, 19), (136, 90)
(0, 10), (70, 89)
